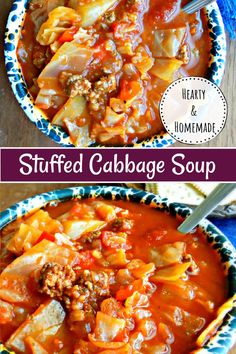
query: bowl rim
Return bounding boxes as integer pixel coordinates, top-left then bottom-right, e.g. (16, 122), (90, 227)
(0, 185), (235, 354)
(4, 1), (226, 148)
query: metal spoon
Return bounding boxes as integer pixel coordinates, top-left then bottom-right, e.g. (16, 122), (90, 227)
(178, 183), (236, 234)
(182, 0), (216, 14)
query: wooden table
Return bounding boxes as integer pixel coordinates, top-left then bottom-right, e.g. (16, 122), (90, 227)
(0, 1), (235, 147)
(0, 183), (235, 353)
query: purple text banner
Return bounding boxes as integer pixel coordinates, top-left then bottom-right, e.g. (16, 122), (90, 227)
(1, 148), (235, 182)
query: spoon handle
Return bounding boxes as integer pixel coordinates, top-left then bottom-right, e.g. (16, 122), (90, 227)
(178, 183), (236, 234)
(182, 0), (216, 14)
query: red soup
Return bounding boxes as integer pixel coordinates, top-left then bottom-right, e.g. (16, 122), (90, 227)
(17, 0), (210, 145)
(0, 199), (227, 354)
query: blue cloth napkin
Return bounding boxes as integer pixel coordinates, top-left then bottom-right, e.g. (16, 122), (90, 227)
(217, 0), (236, 39)
(208, 217), (236, 248)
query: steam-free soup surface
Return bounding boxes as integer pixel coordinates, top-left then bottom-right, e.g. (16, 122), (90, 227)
(0, 199), (227, 354)
(17, 0), (210, 146)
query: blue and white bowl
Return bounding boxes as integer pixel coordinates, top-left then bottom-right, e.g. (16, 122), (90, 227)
(0, 186), (235, 354)
(4, 1), (226, 148)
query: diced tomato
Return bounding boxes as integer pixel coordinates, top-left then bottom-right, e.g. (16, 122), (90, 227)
(119, 80), (142, 101)
(58, 26), (78, 43)
(35, 231), (55, 244)
(116, 285), (134, 301)
(78, 251), (96, 269)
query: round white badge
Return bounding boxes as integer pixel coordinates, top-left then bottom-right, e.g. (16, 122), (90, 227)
(159, 77), (227, 144)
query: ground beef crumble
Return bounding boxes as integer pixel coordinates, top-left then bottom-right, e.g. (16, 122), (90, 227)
(39, 263), (76, 299)
(39, 263), (111, 321)
(59, 71), (116, 115)
(59, 72), (92, 98)
(64, 270), (110, 315)
(88, 74), (116, 112)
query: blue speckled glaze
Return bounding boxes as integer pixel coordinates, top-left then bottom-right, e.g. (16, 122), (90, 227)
(4, 0), (227, 147)
(0, 186), (235, 354)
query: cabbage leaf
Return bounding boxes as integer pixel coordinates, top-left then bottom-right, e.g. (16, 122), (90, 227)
(6, 299), (65, 353)
(69, 0), (118, 27)
(52, 95), (86, 126)
(152, 28), (186, 58)
(36, 6), (81, 45)
(150, 58), (183, 82)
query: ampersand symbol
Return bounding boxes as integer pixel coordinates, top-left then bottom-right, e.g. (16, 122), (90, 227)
(191, 105), (197, 116)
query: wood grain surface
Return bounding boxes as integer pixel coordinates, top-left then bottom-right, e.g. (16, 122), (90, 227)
(0, 0), (235, 147)
(0, 183), (235, 353)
